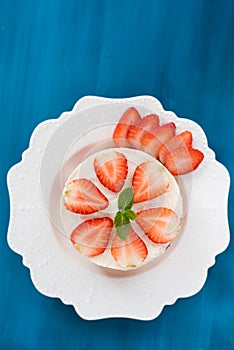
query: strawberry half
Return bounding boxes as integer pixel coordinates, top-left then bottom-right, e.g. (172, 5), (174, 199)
(158, 131), (192, 164)
(113, 107), (141, 147)
(111, 227), (148, 268)
(165, 147), (204, 175)
(71, 217), (113, 257)
(140, 114), (160, 131)
(132, 161), (170, 203)
(94, 150), (128, 192)
(127, 114), (159, 151)
(127, 122), (176, 157)
(64, 179), (108, 214)
(136, 208), (179, 244)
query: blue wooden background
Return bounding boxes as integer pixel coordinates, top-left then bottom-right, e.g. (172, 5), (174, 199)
(1, 0), (233, 349)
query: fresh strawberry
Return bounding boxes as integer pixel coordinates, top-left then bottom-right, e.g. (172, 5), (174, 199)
(151, 122), (176, 156)
(158, 131), (192, 164)
(127, 122), (176, 157)
(113, 107), (141, 147)
(127, 124), (151, 151)
(132, 161), (169, 203)
(140, 114), (160, 131)
(165, 147), (204, 175)
(94, 151), (128, 192)
(64, 179), (108, 214)
(111, 227), (148, 268)
(136, 208), (179, 244)
(126, 114), (159, 150)
(71, 217), (113, 257)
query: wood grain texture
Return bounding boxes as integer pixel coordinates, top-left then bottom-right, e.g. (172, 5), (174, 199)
(0, 0), (234, 349)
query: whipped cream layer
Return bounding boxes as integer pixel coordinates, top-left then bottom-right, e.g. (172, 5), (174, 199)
(61, 148), (184, 270)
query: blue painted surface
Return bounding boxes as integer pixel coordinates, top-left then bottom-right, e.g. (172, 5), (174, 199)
(0, 0), (234, 349)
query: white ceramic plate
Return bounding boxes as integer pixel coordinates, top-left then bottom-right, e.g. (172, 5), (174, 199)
(7, 96), (230, 320)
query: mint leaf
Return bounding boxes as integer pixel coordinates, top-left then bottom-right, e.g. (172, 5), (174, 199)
(123, 209), (138, 220)
(118, 187), (134, 210)
(114, 211), (129, 227)
(116, 220), (130, 240)
(114, 188), (136, 240)
(114, 211), (124, 227)
(114, 212), (131, 240)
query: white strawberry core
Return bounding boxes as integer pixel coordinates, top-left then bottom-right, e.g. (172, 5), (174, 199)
(61, 148), (184, 270)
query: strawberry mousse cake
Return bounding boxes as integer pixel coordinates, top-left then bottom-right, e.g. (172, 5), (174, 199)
(61, 107), (204, 270)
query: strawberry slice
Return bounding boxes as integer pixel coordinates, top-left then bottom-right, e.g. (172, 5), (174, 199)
(113, 107), (141, 147)
(151, 122), (176, 156)
(94, 150), (128, 192)
(158, 131), (192, 164)
(136, 208), (179, 244)
(127, 122), (176, 157)
(140, 114), (160, 131)
(126, 114), (159, 150)
(71, 217), (113, 257)
(64, 179), (108, 214)
(111, 227), (148, 268)
(165, 147), (204, 175)
(132, 161), (170, 203)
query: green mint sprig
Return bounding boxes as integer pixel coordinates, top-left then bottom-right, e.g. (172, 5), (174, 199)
(114, 187), (137, 240)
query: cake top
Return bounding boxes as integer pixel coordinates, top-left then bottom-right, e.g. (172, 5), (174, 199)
(62, 147), (183, 270)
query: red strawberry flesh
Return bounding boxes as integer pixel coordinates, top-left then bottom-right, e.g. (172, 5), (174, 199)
(71, 217), (113, 257)
(140, 114), (160, 131)
(165, 147), (204, 175)
(113, 107), (141, 147)
(64, 178), (108, 214)
(136, 207), (179, 244)
(127, 122), (176, 157)
(159, 131), (193, 164)
(132, 161), (170, 203)
(94, 151), (128, 192)
(111, 227), (148, 268)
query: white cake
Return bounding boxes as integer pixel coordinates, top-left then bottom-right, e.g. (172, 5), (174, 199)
(61, 148), (183, 270)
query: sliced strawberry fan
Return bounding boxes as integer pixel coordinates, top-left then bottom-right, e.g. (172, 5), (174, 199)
(127, 122), (176, 158)
(113, 107), (204, 175)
